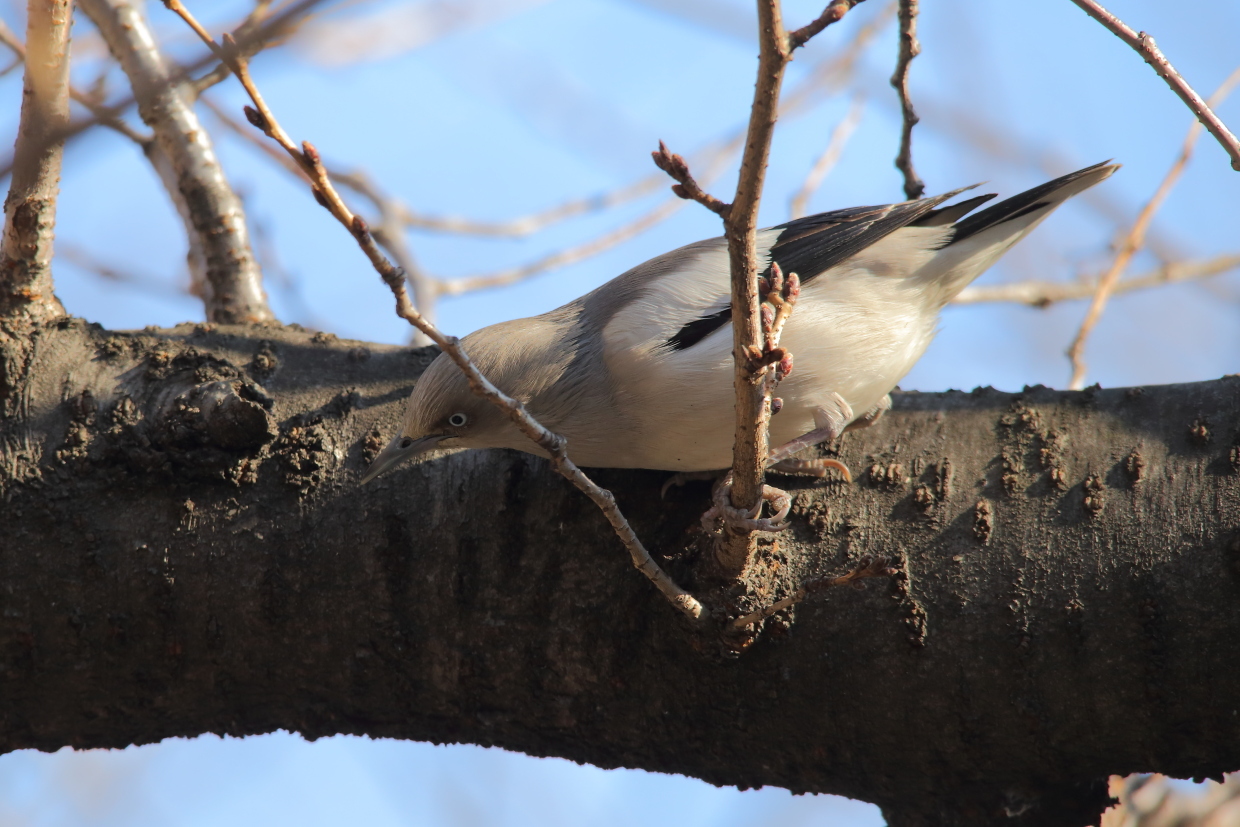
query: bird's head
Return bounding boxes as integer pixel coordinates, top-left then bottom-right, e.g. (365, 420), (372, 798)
(360, 320), (567, 483)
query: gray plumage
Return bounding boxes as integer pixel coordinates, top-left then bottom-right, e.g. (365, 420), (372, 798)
(363, 161), (1118, 482)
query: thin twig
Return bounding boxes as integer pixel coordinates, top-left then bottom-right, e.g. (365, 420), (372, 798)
(713, 0), (866, 578)
(164, 0), (706, 623)
(205, 95), (735, 336)
(954, 255), (1240, 307)
(731, 555), (894, 629)
(651, 141), (730, 216)
(441, 143), (737, 297)
(1069, 0), (1240, 172)
(890, 0), (923, 199)
(1066, 66), (1240, 389)
(789, 95), (864, 219)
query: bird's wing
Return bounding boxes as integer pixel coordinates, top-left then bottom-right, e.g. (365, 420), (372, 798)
(660, 187), (977, 351)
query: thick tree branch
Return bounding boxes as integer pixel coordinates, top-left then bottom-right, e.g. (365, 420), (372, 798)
(2, 319), (1239, 827)
(1068, 0), (1240, 171)
(0, 0), (72, 323)
(81, 0), (273, 325)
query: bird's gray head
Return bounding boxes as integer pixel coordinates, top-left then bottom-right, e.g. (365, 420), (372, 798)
(360, 319), (572, 483)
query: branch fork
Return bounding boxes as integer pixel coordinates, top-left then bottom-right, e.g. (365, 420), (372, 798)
(651, 141), (731, 217)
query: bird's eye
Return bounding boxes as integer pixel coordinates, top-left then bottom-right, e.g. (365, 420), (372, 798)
(448, 413), (468, 428)
(399, 437), (414, 450)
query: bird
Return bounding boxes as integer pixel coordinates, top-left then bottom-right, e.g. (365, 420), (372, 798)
(362, 161), (1118, 484)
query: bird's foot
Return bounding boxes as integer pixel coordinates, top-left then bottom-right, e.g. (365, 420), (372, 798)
(660, 470), (724, 499)
(700, 472), (792, 534)
(769, 457), (852, 482)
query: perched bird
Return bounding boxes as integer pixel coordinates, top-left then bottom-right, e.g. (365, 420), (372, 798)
(363, 161), (1117, 483)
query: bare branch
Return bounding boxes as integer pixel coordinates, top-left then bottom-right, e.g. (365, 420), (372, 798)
(391, 174), (665, 238)
(788, 0), (867, 50)
(953, 255), (1240, 307)
(0, 0), (332, 184)
(0, 19), (151, 146)
(889, 0), (923, 199)
(164, 0), (706, 623)
(446, 142), (738, 297)
(651, 140), (730, 216)
(82, 0), (273, 324)
(0, 0), (72, 322)
(1069, 0), (1240, 172)
(1066, 66), (1240, 389)
(711, 0), (866, 578)
(788, 95), (863, 219)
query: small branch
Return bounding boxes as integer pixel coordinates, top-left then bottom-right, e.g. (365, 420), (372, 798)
(788, 0), (867, 50)
(1069, 0), (1240, 172)
(0, 19), (151, 146)
(651, 141), (731, 216)
(164, 0), (706, 623)
(0, 0), (73, 322)
(889, 0), (923, 199)
(388, 174), (666, 239)
(731, 555), (895, 629)
(0, 0), (331, 185)
(205, 96), (731, 339)
(714, 0), (866, 579)
(788, 95), (863, 218)
(83, 0), (273, 325)
(1066, 67), (1240, 389)
(442, 143), (737, 297)
(953, 255), (1240, 307)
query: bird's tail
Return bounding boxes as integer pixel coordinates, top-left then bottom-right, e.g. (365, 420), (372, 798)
(913, 160), (1120, 305)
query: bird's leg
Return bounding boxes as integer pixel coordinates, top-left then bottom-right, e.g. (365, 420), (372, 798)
(843, 393), (891, 433)
(766, 395), (854, 483)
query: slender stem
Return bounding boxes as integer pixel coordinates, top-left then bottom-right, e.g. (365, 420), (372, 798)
(1068, 0), (1240, 172)
(890, 0), (923, 199)
(953, 255), (1240, 307)
(789, 95), (863, 219)
(1066, 66), (1240, 389)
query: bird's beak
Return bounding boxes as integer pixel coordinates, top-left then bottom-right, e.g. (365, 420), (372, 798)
(360, 434), (446, 484)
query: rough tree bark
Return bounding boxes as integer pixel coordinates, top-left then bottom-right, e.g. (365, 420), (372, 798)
(1, 318), (1237, 827)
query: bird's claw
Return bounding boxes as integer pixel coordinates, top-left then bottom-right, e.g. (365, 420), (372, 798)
(700, 473), (791, 534)
(769, 457), (853, 483)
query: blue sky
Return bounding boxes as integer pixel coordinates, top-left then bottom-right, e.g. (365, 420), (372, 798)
(1, 0), (1237, 824)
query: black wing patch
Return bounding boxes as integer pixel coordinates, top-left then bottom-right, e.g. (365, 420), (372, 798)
(664, 187), (974, 351)
(666, 305), (732, 351)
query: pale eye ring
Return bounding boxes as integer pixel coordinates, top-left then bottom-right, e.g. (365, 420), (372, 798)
(399, 437), (414, 449)
(447, 413), (468, 428)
